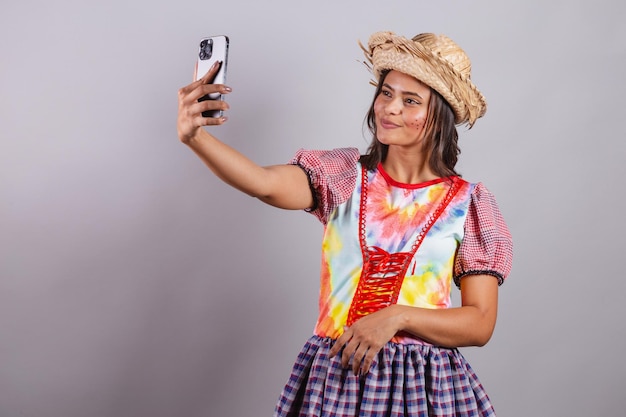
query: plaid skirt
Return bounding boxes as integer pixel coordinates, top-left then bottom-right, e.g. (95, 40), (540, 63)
(274, 335), (496, 417)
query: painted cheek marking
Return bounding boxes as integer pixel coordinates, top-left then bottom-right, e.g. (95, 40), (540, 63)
(408, 117), (426, 130)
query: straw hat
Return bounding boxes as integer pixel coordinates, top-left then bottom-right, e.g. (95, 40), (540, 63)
(362, 31), (487, 127)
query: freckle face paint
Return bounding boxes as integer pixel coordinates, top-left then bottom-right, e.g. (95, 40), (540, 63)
(409, 117), (425, 130)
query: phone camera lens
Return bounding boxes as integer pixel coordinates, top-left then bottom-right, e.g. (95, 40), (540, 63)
(199, 39), (213, 60)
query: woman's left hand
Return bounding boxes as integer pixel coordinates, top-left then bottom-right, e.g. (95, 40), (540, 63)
(328, 305), (403, 376)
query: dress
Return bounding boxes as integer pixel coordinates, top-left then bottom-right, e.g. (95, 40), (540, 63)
(274, 148), (513, 417)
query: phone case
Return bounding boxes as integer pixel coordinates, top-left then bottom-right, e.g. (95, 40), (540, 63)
(195, 35), (229, 118)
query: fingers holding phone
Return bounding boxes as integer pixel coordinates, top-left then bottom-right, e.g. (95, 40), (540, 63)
(177, 72), (231, 143)
(177, 36), (231, 143)
(196, 35), (230, 118)
(196, 61), (231, 120)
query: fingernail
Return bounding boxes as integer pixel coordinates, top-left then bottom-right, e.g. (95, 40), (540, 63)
(211, 61), (219, 69)
(223, 86), (232, 92)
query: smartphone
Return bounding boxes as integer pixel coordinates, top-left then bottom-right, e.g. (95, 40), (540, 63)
(195, 35), (229, 118)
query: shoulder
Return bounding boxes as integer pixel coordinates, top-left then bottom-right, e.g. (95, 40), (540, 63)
(288, 148), (361, 224)
(289, 147), (361, 170)
(452, 178), (501, 205)
(465, 182), (507, 217)
(453, 179), (513, 286)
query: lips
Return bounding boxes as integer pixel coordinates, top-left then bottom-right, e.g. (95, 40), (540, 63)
(379, 118), (400, 129)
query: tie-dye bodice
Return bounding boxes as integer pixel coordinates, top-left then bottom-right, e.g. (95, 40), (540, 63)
(289, 147), (513, 345)
(314, 163), (473, 343)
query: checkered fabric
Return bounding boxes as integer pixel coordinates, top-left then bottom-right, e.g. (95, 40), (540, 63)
(274, 336), (497, 417)
(290, 148), (513, 287)
(453, 182), (513, 288)
(289, 148), (361, 225)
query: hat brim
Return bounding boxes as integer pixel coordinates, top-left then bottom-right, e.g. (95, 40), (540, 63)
(363, 32), (487, 127)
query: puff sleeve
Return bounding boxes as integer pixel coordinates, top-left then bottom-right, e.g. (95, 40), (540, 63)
(453, 182), (513, 288)
(288, 147), (361, 224)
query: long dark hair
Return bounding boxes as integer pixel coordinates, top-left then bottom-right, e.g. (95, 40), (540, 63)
(360, 70), (461, 178)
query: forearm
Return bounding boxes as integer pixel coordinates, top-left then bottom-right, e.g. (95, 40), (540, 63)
(393, 303), (497, 348)
(185, 128), (271, 197)
(184, 128), (313, 209)
(329, 280), (498, 376)
(333, 273), (500, 364)
(177, 64), (291, 204)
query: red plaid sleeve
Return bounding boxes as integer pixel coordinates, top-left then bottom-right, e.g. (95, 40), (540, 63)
(289, 148), (361, 224)
(453, 182), (513, 287)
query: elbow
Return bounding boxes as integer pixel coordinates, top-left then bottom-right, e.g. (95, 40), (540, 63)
(463, 307), (497, 347)
(470, 319), (496, 347)
(473, 331), (493, 347)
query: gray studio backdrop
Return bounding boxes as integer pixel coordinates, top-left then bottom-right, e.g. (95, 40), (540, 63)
(1, 1), (625, 416)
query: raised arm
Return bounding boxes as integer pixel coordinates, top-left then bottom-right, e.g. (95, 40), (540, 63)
(177, 62), (313, 210)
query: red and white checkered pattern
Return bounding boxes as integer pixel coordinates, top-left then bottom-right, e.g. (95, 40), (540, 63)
(453, 182), (513, 286)
(289, 148), (361, 225)
(290, 147), (513, 284)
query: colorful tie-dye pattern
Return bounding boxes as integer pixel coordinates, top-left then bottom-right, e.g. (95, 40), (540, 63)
(314, 163), (474, 344)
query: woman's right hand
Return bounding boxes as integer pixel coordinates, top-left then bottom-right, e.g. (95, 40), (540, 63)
(177, 61), (232, 144)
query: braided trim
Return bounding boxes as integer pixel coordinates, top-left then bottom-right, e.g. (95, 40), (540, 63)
(294, 163), (319, 213)
(453, 270), (505, 289)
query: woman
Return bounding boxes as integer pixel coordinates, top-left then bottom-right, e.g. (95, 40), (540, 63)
(177, 31), (513, 417)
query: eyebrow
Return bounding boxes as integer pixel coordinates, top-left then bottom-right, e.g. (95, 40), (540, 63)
(382, 82), (424, 100)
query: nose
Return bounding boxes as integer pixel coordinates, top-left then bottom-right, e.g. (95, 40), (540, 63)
(384, 97), (402, 115)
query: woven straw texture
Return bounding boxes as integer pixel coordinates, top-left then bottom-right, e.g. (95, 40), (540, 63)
(362, 31), (487, 127)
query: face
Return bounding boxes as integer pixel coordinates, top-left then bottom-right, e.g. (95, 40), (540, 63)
(374, 70), (432, 149)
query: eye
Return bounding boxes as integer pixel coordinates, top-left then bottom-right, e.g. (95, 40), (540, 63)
(380, 89), (392, 98)
(405, 98), (420, 105)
